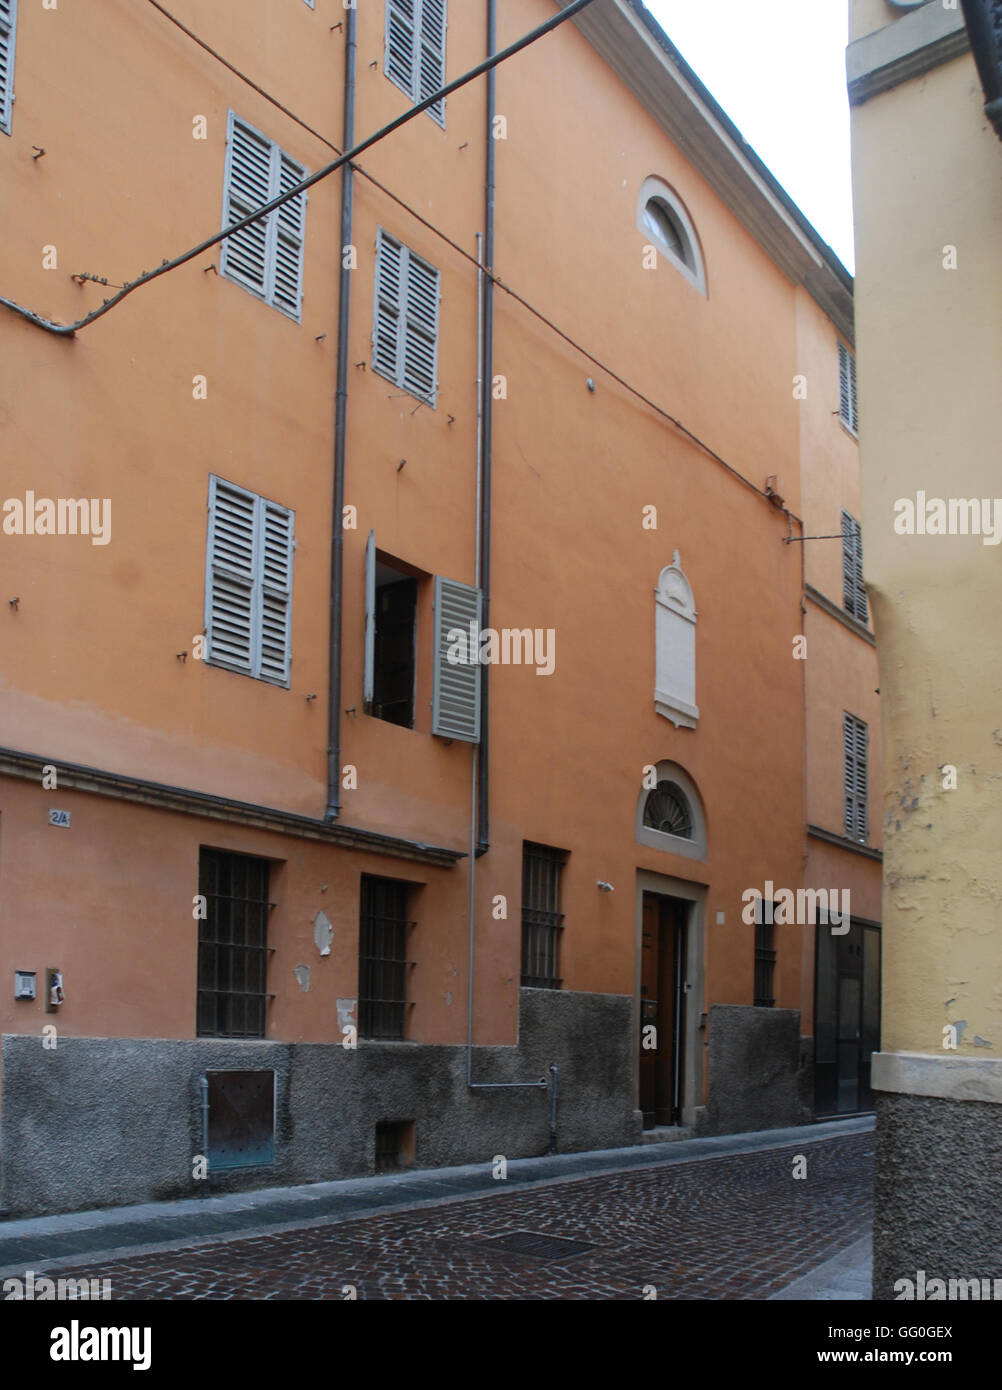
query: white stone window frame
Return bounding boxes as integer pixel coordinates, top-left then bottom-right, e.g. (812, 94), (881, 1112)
(636, 761), (707, 861)
(655, 551), (699, 730)
(637, 176), (707, 297)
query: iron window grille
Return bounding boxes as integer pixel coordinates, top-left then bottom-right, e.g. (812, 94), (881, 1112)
(197, 849), (275, 1038)
(843, 712), (869, 844)
(643, 781), (693, 838)
(520, 842), (566, 989)
(841, 509), (867, 622)
(358, 875), (415, 1039)
(753, 902), (776, 1008)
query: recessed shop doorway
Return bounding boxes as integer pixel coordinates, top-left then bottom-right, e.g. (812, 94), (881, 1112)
(639, 893), (688, 1128)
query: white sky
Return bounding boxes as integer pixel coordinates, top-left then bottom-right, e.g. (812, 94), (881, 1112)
(645, 0), (856, 271)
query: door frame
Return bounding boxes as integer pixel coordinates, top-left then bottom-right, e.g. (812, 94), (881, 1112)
(634, 870), (706, 1129)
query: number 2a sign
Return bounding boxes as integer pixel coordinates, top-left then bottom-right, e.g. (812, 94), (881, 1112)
(48, 808), (71, 828)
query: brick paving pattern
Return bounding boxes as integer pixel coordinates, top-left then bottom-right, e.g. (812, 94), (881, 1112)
(46, 1132), (873, 1300)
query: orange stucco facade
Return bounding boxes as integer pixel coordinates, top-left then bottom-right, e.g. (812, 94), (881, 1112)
(0, 0), (879, 1213)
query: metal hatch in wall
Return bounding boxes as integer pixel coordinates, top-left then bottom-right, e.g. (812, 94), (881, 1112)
(203, 1069), (276, 1170)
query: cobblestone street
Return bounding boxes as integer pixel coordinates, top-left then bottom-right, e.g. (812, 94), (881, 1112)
(37, 1131), (873, 1300)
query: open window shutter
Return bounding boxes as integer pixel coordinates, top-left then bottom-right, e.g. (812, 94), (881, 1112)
(273, 151), (307, 319)
(401, 250), (439, 402)
(258, 500), (294, 684)
(848, 350), (859, 434)
(222, 117), (272, 298)
(0, 0), (16, 135)
(373, 232), (403, 383)
(432, 576), (481, 742)
(363, 530), (376, 710)
(843, 713), (855, 840)
(207, 479), (256, 673)
(418, 0), (447, 124)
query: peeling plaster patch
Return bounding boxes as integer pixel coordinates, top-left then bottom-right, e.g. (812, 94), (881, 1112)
(294, 965), (310, 993)
(953, 1020), (969, 1041)
(945, 997), (956, 1009)
(993, 730), (1002, 745)
(336, 998), (356, 1030)
(445, 991), (453, 1006)
(973, 1036), (993, 1048)
(314, 911), (333, 956)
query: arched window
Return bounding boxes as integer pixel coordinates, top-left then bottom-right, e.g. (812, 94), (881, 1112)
(655, 551), (699, 730)
(637, 177), (707, 296)
(636, 761), (707, 860)
(643, 781), (693, 838)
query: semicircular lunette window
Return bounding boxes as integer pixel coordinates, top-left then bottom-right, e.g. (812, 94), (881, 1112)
(642, 198), (688, 266)
(643, 781), (693, 838)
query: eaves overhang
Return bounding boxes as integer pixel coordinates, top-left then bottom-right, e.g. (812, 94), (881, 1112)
(962, 0), (1002, 139)
(554, 0), (855, 343)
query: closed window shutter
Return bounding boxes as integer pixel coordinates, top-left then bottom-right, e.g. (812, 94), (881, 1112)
(373, 231), (439, 405)
(221, 114), (307, 321)
(385, 0), (446, 125)
(432, 575), (481, 742)
(841, 510), (867, 621)
(418, 0), (447, 125)
(0, 0), (18, 136)
(385, 0), (415, 94)
(374, 232), (403, 382)
(402, 251), (439, 401)
(207, 477), (294, 685)
(207, 479), (257, 673)
(273, 151), (307, 318)
(838, 342), (858, 434)
(259, 500), (294, 683)
(843, 713), (868, 843)
(222, 118), (272, 299)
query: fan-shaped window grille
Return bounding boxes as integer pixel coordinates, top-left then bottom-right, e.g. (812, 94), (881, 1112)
(643, 782), (693, 839)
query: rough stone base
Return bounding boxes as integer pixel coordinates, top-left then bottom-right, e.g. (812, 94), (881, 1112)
(704, 1003), (811, 1134)
(1, 988), (639, 1217)
(873, 1092), (1002, 1299)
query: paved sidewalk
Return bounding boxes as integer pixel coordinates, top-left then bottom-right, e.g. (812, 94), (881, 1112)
(0, 1116), (873, 1289)
(770, 1234), (872, 1300)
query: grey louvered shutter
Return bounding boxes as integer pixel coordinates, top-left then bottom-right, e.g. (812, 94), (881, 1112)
(402, 249), (440, 403)
(222, 116), (272, 299)
(843, 713), (868, 843)
(385, 0), (415, 95)
(853, 718), (868, 842)
(273, 151), (307, 318)
(841, 510), (867, 621)
(432, 576), (481, 742)
(373, 231), (403, 382)
(363, 530), (376, 710)
(207, 478), (257, 674)
(0, 0), (16, 135)
(838, 343), (858, 434)
(418, 0), (447, 125)
(259, 500), (294, 684)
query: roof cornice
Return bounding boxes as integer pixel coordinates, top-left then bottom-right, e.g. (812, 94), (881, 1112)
(554, 0), (855, 342)
(962, 0), (1002, 139)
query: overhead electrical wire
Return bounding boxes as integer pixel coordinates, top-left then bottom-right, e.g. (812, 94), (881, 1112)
(1, 0), (801, 519)
(0, 0), (598, 336)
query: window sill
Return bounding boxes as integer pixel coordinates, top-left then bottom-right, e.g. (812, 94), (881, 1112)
(654, 692), (699, 730)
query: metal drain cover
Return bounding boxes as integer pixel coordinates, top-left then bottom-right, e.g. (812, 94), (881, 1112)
(482, 1231), (596, 1260)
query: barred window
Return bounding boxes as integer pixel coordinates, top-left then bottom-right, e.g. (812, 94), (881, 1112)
(358, 876), (414, 1039)
(520, 842), (566, 989)
(197, 850), (273, 1038)
(753, 901), (776, 1008)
